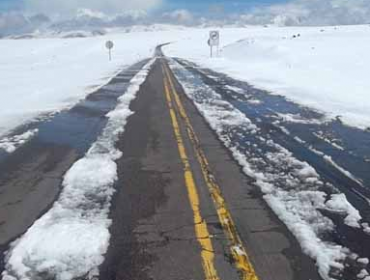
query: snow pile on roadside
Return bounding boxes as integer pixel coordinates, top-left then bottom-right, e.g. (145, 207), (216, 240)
(169, 59), (365, 280)
(2, 59), (154, 280)
(0, 129), (38, 153)
(165, 25), (370, 130)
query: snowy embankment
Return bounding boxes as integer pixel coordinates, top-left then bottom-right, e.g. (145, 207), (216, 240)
(166, 25), (370, 130)
(2, 59), (154, 280)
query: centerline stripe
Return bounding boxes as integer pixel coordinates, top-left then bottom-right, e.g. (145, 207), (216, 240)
(161, 63), (220, 280)
(164, 63), (259, 280)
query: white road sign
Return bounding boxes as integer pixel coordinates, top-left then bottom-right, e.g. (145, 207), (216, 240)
(208, 31), (220, 57)
(209, 31), (220, 47)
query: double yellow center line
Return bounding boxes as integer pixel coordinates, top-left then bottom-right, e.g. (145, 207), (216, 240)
(161, 61), (259, 280)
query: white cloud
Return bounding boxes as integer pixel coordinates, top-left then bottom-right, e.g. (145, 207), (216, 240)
(241, 0), (370, 26)
(23, 0), (162, 16)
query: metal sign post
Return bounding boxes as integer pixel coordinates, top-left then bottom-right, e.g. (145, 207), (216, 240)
(208, 31), (220, 58)
(105, 40), (114, 61)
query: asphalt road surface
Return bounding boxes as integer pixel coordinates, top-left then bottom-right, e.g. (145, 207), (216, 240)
(1, 47), (370, 280)
(98, 58), (321, 280)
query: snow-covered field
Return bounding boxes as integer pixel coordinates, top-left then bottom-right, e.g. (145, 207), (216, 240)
(1, 24), (369, 143)
(0, 26), (193, 138)
(166, 24), (370, 130)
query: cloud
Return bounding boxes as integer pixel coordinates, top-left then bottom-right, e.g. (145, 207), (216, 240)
(0, 12), (28, 36)
(0, 12), (50, 36)
(23, 0), (162, 16)
(162, 9), (194, 24)
(240, 0), (370, 26)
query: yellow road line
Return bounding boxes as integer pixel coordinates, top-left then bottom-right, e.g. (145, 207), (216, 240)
(162, 63), (220, 280)
(164, 63), (259, 280)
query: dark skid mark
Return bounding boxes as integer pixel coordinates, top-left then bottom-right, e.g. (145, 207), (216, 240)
(173, 58), (370, 280)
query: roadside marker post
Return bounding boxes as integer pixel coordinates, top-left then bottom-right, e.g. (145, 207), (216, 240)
(208, 31), (220, 58)
(105, 40), (114, 61)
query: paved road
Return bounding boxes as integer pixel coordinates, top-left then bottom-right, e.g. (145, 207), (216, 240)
(5, 49), (368, 280)
(98, 58), (321, 280)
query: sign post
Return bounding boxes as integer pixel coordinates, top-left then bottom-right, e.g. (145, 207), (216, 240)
(105, 40), (114, 61)
(208, 31), (220, 58)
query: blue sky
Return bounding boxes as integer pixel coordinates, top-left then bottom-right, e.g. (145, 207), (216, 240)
(0, 0), (22, 11)
(0, 0), (288, 13)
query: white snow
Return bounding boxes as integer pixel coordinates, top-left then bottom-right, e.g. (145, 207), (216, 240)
(2, 59), (154, 280)
(0, 27), (199, 139)
(277, 113), (325, 125)
(0, 129), (38, 153)
(313, 132), (345, 151)
(165, 24), (370, 130)
(323, 155), (366, 190)
(358, 258), (370, 265)
(2, 24), (370, 140)
(1, 24), (370, 280)
(326, 194), (362, 228)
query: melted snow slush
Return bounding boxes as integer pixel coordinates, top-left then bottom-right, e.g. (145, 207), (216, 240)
(170, 58), (370, 280)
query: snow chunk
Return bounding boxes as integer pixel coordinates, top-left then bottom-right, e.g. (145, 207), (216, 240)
(277, 113), (324, 125)
(358, 258), (370, 265)
(326, 194), (362, 228)
(0, 129), (38, 153)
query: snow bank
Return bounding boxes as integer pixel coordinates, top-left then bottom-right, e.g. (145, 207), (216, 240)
(2, 59), (154, 280)
(169, 59), (364, 280)
(165, 25), (370, 130)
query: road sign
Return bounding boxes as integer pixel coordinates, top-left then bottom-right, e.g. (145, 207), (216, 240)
(105, 40), (114, 61)
(209, 31), (219, 47)
(208, 31), (220, 57)
(106, 40), (114, 50)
